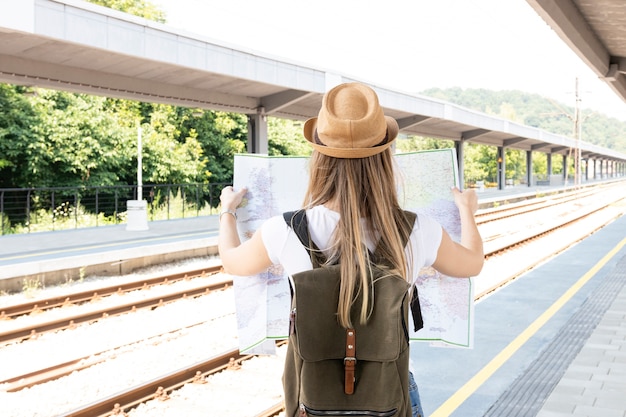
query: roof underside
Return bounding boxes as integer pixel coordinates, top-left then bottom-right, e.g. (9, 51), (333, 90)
(526, 0), (626, 108)
(0, 0), (624, 161)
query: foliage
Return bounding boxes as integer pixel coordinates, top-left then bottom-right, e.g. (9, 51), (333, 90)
(147, 187), (215, 221)
(178, 108), (247, 185)
(86, 0), (166, 22)
(0, 85), (248, 193)
(268, 117), (310, 156)
(2, 79), (623, 198)
(464, 143), (493, 184)
(0, 85), (41, 188)
(139, 104), (206, 184)
(28, 90), (135, 187)
(396, 135), (454, 152)
(421, 87), (626, 153)
(3, 185), (219, 235)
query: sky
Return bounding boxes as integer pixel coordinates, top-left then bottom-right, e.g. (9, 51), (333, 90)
(154, 0), (626, 122)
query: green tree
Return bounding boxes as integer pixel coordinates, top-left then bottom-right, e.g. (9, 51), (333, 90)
(533, 152), (548, 178)
(86, 0), (166, 22)
(396, 135), (454, 152)
(140, 104), (206, 184)
(0, 85), (41, 188)
(29, 89), (135, 187)
(178, 108), (247, 185)
(506, 149), (527, 183)
(268, 117), (310, 156)
(463, 143), (493, 185)
(421, 87), (626, 153)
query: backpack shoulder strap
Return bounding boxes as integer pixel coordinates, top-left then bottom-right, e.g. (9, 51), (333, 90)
(398, 210), (424, 332)
(399, 210), (417, 248)
(283, 210), (325, 267)
(283, 210), (309, 248)
(285, 209), (418, 267)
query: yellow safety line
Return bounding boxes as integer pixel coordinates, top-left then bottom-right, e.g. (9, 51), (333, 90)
(431, 236), (626, 417)
(0, 232), (212, 262)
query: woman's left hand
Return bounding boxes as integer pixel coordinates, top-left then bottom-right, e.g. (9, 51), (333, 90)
(220, 186), (247, 211)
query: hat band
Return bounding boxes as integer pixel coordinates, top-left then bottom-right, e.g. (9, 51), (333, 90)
(313, 129), (390, 148)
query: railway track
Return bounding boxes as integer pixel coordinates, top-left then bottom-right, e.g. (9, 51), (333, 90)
(58, 348), (250, 417)
(0, 267), (222, 320)
(475, 180), (621, 225)
(0, 269), (228, 345)
(1, 182), (625, 417)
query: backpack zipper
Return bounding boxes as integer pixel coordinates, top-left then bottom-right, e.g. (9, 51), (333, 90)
(300, 403), (397, 416)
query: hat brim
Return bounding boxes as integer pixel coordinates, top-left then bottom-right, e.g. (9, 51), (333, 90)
(303, 116), (399, 159)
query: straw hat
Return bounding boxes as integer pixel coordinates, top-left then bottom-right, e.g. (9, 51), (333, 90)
(303, 83), (399, 158)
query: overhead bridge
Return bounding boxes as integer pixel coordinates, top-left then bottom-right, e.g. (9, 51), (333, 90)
(1, 0), (625, 187)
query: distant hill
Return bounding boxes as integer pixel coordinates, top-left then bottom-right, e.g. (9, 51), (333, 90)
(419, 87), (626, 154)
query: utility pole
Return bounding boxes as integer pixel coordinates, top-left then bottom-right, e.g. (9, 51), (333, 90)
(544, 77), (588, 189)
(573, 77), (582, 188)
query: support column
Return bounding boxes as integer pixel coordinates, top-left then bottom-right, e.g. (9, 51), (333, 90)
(497, 146), (506, 190)
(547, 153), (553, 176)
(526, 150), (532, 187)
(563, 155), (568, 183)
(547, 153), (553, 185)
(600, 160), (605, 179)
(246, 107), (268, 154)
(610, 160), (615, 178)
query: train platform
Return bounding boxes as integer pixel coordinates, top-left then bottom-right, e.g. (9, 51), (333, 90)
(0, 182), (562, 291)
(0, 216), (220, 292)
(0, 181), (625, 416)
(412, 212), (626, 417)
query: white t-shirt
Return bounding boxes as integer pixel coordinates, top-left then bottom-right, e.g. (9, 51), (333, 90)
(261, 205), (443, 281)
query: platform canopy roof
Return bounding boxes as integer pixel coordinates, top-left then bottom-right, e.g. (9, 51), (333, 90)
(0, 0), (625, 161)
(526, 0), (626, 109)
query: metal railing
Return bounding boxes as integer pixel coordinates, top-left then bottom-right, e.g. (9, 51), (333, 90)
(0, 183), (228, 235)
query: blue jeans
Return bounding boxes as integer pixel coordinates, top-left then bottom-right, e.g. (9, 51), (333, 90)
(409, 371), (424, 417)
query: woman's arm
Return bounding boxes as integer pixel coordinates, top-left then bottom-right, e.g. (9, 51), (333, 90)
(432, 187), (484, 278)
(218, 186), (273, 276)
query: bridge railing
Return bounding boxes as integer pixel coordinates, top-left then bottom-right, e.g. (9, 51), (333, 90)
(0, 183), (228, 235)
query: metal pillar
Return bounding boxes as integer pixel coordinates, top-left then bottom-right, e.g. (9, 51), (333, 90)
(600, 160), (605, 179)
(526, 150), (532, 187)
(497, 146), (505, 190)
(547, 153), (553, 176)
(246, 107), (268, 154)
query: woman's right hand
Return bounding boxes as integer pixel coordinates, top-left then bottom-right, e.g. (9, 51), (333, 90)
(433, 186), (484, 277)
(451, 186), (478, 215)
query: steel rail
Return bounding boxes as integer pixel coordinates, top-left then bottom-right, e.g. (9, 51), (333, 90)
(0, 278), (231, 345)
(56, 349), (248, 417)
(0, 266), (222, 319)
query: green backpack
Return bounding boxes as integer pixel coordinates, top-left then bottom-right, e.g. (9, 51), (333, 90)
(282, 210), (417, 417)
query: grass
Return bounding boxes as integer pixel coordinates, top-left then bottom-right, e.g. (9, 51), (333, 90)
(3, 190), (219, 235)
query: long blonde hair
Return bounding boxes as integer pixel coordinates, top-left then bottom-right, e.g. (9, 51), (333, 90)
(302, 148), (413, 328)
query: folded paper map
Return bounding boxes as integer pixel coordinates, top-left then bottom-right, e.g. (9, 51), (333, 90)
(231, 149), (474, 354)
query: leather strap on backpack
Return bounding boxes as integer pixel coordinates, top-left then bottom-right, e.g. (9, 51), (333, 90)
(344, 328), (356, 394)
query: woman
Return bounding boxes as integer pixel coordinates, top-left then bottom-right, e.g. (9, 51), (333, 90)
(219, 82), (484, 417)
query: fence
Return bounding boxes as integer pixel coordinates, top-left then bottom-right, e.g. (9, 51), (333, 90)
(0, 183), (228, 235)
